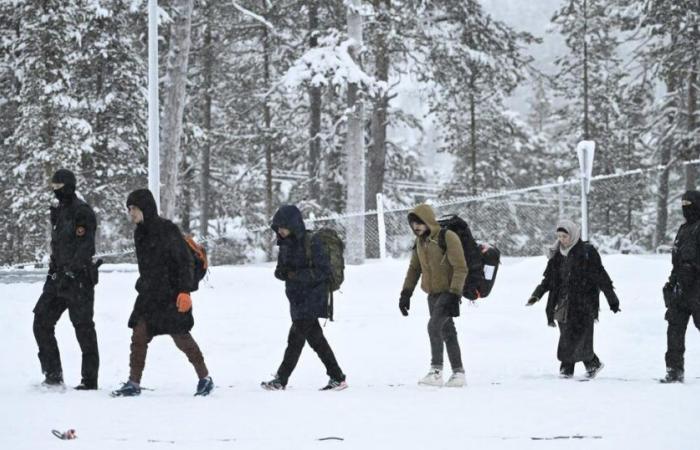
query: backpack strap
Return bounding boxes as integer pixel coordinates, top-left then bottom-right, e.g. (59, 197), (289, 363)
(438, 228), (447, 253)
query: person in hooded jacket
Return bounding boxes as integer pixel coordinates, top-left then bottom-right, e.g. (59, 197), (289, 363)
(111, 189), (213, 397)
(527, 220), (621, 378)
(400, 204), (469, 387)
(661, 190), (700, 383)
(33, 169), (100, 390)
(261, 205), (347, 391)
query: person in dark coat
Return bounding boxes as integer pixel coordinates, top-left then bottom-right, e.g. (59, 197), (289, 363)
(261, 205), (347, 391)
(661, 190), (700, 383)
(33, 169), (100, 390)
(527, 220), (621, 378)
(111, 189), (213, 397)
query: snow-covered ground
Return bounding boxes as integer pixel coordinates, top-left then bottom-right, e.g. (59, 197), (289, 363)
(2, 255), (699, 449)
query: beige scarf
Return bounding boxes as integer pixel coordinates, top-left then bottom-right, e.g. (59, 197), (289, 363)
(548, 219), (581, 259)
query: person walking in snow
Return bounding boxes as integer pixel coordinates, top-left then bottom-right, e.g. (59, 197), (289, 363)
(111, 189), (213, 397)
(33, 169), (100, 390)
(527, 220), (620, 379)
(261, 205), (347, 391)
(399, 204), (468, 387)
(660, 190), (700, 383)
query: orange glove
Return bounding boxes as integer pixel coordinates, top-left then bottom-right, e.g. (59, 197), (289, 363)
(176, 293), (192, 313)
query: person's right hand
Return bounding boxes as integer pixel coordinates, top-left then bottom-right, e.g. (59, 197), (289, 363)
(526, 296), (538, 306)
(399, 290), (411, 316)
(548, 321), (556, 328)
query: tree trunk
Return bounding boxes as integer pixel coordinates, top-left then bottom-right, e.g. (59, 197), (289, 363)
(160, 0), (194, 220)
(345, 0), (365, 265)
(199, 2), (213, 239)
(365, 0), (390, 258)
(262, 7), (275, 260)
(469, 72), (477, 195)
(686, 53), (698, 190)
(655, 75), (676, 249)
(308, 0), (322, 202)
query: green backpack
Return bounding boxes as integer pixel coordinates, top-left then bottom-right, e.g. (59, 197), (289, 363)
(304, 228), (345, 320)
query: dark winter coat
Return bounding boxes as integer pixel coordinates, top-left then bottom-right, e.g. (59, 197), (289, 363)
(668, 190), (700, 302)
(126, 189), (195, 336)
(531, 241), (620, 325)
(272, 205), (331, 321)
(46, 194), (97, 298)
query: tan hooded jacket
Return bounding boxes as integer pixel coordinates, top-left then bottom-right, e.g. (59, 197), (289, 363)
(401, 204), (468, 296)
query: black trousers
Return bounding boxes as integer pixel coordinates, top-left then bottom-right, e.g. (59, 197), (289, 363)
(276, 319), (344, 385)
(33, 281), (99, 383)
(427, 294), (463, 371)
(665, 296), (700, 371)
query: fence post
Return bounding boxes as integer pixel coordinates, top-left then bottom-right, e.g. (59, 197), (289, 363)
(557, 176), (565, 220)
(376, 192), (387, 260)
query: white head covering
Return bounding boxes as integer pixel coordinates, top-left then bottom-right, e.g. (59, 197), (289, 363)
(548, 219), (581, 258)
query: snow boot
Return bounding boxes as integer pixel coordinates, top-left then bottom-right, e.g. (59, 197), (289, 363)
(320, 378), (348, 391)
(111, 380), (141, 397)
(660, 368), (684, 384)
(261, 375), (286, 391)
(418, 368), (444, 387)
(585, 362), (605, 379)
(195, 376), (214, 396)
(445, 371), (466, 388)
(74, 379), (98, 391)
(559, 363), (574, 379)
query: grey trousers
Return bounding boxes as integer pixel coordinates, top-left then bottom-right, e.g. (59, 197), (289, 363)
(427, 293), (464, 371)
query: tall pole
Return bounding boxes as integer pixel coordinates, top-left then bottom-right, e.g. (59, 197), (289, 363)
(148, 0), (160, 209)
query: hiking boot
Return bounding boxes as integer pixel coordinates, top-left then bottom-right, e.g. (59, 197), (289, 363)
(74, 379), (98, 390)
(585, 362), (605, 379)
(418, 368), (444, 387)
(660, 368), (684, 384)
(261, 375), (286, 391)
(559, 363), (574, 379)
(41, 371), (64, 386)
(111, 380), (141, 397)
(444, 371), (466, 388)
(195, 376), (214, 396)
(320, 378), (348, 391)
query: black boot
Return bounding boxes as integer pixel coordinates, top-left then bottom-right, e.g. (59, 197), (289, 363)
(660, 368), (684, 384)
(74, 379), (98, 390)
(559, 362), (574, 378)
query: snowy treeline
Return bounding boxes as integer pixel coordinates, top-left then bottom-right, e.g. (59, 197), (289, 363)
(0, 0), (698, 266)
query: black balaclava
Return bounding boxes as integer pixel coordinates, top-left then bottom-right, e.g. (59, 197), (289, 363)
(126, 189), (159, 226)
(51, 169), (77, 203)
(682, 190), (700, 224)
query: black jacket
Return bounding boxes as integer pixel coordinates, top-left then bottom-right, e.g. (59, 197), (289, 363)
(532, 241), (619, 324)
(669, 190), (700, 300)
(127, 189), (195, 336)
(272, 205), (331, 320)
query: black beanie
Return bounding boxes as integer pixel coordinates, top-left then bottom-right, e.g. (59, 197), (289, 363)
(51, 169), (76, 188)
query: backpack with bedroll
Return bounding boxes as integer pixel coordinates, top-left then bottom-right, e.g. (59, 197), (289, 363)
(437, 214), (500, 300)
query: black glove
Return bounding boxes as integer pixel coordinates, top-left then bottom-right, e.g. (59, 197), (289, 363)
(274, 267), (289, 281)
(548, 321), (556, 328)
(663, 282), (673, 308)
(526, 296), (538, 306)
(399, 289), (412, 316)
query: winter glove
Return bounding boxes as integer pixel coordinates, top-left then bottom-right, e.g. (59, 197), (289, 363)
(526, 295), (539, 306)
(663, 282), (675, 308)
(548, 321), (557, 328)
(176, 293), (192, 313)
(274, 267), (289, 281)
(399, 289), (412, 316)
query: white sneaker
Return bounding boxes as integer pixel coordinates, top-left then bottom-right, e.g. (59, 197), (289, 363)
(445, 372), (466, 388)
(418, 368), (444, 386)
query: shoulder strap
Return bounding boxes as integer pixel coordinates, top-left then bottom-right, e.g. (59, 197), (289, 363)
(438, 228), (447, 253)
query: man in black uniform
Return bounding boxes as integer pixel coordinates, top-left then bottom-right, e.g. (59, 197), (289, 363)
(662, 190), (700, 383)
(33, 169), (100, 390)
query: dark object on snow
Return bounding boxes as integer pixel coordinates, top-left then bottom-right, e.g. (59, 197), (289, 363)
(437, 214), (500, 300)
(52, 429), (77, 440)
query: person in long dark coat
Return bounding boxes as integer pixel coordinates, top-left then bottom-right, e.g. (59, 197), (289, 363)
(661, 190), (700, 383)
(33, 169), (100, 390)
(260, 205), (347, 391)
(527, 220), (621, 378)
(111, 189), (213, 397)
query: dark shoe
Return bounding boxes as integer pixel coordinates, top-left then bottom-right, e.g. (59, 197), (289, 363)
(320, 378), (348, 391)
(41, 371), (64, 386)
(559, 363), (574, 379)
(74, 379), (98, 390)
(585, 362), (605, 379)
(110, 380), (141, 397)
(261, 375), (285, 391)
(195, 376), (214, 396)
(660, 368), (684, 384)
